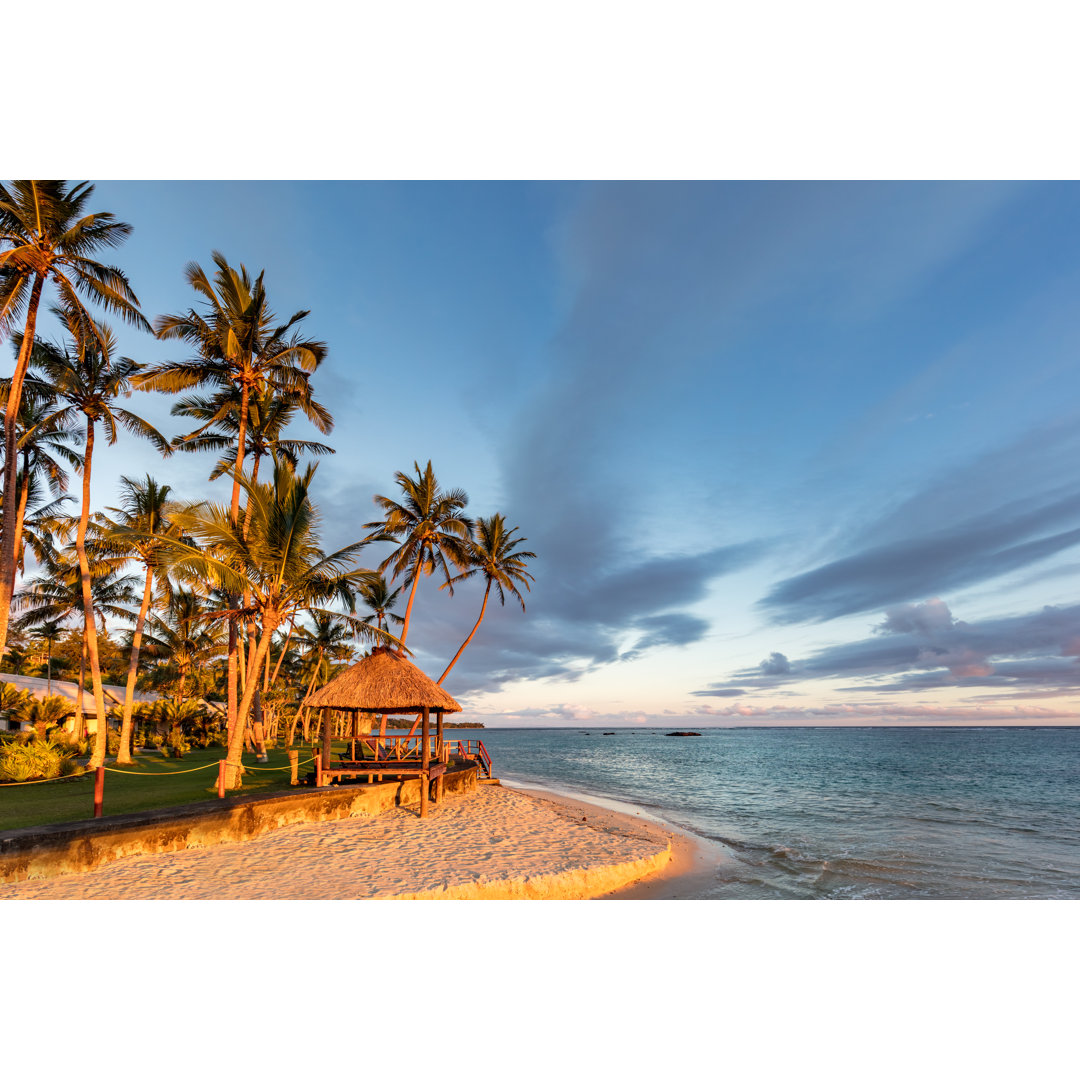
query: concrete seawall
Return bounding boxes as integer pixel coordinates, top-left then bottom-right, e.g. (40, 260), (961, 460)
(0, 764), (479, 884)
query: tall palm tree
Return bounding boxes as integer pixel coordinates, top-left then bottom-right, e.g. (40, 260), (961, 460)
(437, 514), (536, 686)
(28, 307), (169, 766)
(134, 252), (331, 738)
(159, 461), (378, 787)
(365, 461), (473, 645)
(96, 475), (188, 764)
(0, 181), (148, 657)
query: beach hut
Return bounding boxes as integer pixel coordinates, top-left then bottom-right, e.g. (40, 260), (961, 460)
(304, 646), (462, 816)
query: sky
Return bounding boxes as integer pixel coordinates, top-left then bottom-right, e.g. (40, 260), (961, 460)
(9, 179), (1080, 727)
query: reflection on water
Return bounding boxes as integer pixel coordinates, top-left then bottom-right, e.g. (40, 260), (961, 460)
(479, 727), (1080, 899)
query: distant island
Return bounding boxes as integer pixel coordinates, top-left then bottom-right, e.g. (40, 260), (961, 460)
(664, 731), (702, 737)
(384, 718), (485, 729)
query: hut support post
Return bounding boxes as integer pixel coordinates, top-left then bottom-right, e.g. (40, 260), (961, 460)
(435, 710), (445, 803)
(321, 708), (333, 781)
(420, 707), (430, 817)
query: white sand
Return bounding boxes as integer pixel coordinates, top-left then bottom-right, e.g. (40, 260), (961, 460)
(0, 784), (676, 900)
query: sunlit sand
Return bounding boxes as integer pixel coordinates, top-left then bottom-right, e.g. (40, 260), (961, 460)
(0, 785), (676, 900)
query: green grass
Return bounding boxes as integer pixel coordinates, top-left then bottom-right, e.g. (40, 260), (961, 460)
(0, 744), (325, 832)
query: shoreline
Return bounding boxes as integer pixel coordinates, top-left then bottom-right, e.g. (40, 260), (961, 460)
(500, 778), (732, 899)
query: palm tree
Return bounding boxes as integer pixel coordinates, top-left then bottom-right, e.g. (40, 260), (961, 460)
(357, 575), (405, 634)
(365, 461), (473, 645)
(0, 181), (148, 657)
(134, 252), (331, 739)
(0, 361), (81, 574)
(137, 589), (225, 709)
(289, 612), (356, 745)
(159, 461), (378, 787)
(28, 307), (169, 766)
(30, 620), (64, 695)
(437, 514), (536, 686)
(96, 475), (187, 764)
(16, 543), (139, 740)
(171, 382), (335, 486)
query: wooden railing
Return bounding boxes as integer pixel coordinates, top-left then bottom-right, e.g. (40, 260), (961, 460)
(446, 739), (492, 776)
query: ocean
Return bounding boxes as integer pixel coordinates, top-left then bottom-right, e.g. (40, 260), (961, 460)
(477, 726), (1080, 899)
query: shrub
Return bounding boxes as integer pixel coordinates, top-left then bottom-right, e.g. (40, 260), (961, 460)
(0, 737), (78, 783)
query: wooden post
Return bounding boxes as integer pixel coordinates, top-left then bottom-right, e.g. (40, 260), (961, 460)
(435, 711), (445, 803)
(93, 766), (104, 817)
(218, 759), (227, 798)
(289, 749), (299, 786)
(321, 707), (333, 774)
(315, 755), (323, 788)
(420, 706), (430, 817)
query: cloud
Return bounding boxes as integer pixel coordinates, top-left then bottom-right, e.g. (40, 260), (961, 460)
(759, 651), (791, 675)
(695, 598), (1080, 699)
(762, 420), (1080, 624)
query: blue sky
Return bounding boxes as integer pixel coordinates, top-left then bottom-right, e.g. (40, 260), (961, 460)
(14, 180), (1080, 726)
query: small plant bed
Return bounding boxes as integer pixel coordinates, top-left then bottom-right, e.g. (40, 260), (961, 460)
(0, 744), (327, 833)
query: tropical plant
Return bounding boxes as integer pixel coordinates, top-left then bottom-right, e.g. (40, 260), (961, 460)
(0, 180), (148, 658)
(365, 461), (473, 644)
(357, 575), (405, 633)
(437, 514), (536, 685)
(24, 307), (169, 766)
(156, 461), (378, 787)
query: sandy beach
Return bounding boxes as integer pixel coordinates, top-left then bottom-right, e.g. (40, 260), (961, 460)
(0, 782), (720, 901)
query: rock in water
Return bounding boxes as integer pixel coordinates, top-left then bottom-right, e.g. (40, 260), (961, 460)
(663, 731), (702, 737)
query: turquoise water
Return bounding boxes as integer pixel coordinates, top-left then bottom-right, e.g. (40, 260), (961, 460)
(477, 727), (1080, 899)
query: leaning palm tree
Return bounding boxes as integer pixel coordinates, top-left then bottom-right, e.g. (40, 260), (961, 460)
(0, 181), (149, 657)
(365, 461), (473, 645)
(28, 307), (169, 766)
(437, 514), (536, 686)
(96, 475), (189, 764)
(158, 461), (379, 788)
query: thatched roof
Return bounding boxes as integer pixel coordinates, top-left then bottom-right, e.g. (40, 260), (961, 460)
(304, 647), (463, 714)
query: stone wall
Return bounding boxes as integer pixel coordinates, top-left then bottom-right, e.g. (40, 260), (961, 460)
(0, 764), (479, 883)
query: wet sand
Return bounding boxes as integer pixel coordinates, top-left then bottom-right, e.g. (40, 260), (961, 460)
(0, 782), (697, 900)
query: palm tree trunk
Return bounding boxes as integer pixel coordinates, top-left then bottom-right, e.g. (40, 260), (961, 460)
(224, 382), (250, 746)
(117, 563), (154, 765)
(268, 617), (295, 689)
(46, 640), (52, 696)
(398, 550), (425, 644)
(13, 455), (30, 576)
(0, 272), (46, 659)
(78, 421), (110, 768)
(224, 616), (277, 788)
(75, 626), (87, 741)
(438, 580), (491, 685)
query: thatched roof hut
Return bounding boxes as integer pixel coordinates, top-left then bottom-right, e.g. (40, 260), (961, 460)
(305, 647), (462, 715)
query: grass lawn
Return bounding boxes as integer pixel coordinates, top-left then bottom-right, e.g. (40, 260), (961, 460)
(0, 744), (325, 832)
